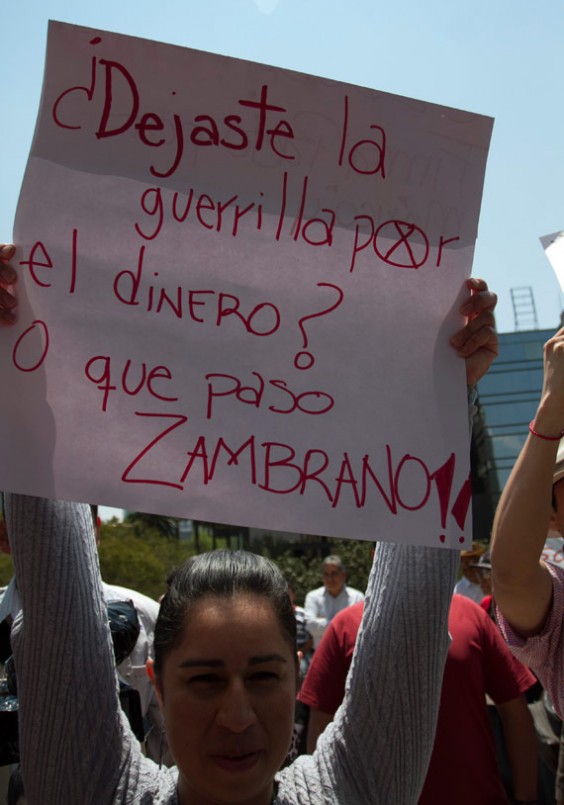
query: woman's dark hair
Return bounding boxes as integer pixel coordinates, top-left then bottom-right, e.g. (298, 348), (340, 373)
(154, 550), (296, 675)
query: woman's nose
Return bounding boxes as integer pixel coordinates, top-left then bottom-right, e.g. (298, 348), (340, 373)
(215, 680), (258, 733)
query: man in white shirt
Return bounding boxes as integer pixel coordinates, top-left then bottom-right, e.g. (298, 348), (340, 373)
(304, 555), (364, 648)
(453, 542), (487, 604)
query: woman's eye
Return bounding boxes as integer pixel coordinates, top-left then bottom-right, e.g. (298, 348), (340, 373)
(188, 674), (222, 685)
(249, 671), (279, 682)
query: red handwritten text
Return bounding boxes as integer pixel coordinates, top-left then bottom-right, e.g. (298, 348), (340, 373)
(349, 216), (460, 272)
(205, 371), (334, 419)
(121, 413), (470, 540)
(52, 38), (296, 178)
(113, 246), (282, 334)
(84, 354), (178, 411)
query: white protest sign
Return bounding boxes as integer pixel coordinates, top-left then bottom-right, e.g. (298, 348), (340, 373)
(540, 230), (564, 294)
(0, 21), (493, 548)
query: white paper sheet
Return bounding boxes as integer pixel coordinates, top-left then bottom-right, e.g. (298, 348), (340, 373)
(0, 21), (493, 547)
(540, 230), (564, 294)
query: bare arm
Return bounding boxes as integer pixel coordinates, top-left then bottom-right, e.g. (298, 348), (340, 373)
(491, 328), (564, 636)
(495, 696), (537, 802)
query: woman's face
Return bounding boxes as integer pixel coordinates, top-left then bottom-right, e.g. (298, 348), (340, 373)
(155, 593), (297, 805)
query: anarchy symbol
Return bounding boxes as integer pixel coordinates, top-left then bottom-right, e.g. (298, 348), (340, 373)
(374, 220), (429, 268)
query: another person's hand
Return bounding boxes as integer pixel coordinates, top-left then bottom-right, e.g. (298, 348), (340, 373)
(533, 326), (564, 436)
(450, 277), (498, 386)
(0, 243), (17, 325)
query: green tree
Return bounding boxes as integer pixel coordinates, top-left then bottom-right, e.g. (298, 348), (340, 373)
(97, 517), (374, 607)
(0, 553), (13, 587)
(124, 512), (180, 539)
(98, 522), (194, 600)
(98, 532), (165, 600)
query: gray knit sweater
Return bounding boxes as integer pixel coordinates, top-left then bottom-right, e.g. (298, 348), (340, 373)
(7, 494), (457, 804)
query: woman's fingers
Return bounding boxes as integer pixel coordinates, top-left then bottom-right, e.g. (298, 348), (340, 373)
(0, 244), (18, 325)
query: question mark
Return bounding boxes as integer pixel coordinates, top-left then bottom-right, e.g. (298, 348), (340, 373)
(294, 283), (344, 370)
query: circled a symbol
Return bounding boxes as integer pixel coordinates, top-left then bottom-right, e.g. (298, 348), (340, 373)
(374, 220), (429, 268)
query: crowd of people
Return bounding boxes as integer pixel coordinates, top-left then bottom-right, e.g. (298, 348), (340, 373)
(1, 231), (564, 805)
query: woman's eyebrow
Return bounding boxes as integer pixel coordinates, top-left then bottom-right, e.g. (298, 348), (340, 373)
(178, 653), (288, 669)
(249, 654), (287, 665)
(179, 658), (224, 669)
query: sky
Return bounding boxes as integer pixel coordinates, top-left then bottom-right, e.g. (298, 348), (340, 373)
(3, 1), (564, 519)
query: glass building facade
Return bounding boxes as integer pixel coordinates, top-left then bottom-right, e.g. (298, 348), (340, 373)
(475, 328), (555, 518)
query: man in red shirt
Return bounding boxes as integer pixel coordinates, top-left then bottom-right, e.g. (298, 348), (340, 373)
(299, 595), (538, 804)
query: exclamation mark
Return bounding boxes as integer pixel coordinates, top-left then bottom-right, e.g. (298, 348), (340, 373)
(430, 453), (455, 544)
(451, 472), (472, 544)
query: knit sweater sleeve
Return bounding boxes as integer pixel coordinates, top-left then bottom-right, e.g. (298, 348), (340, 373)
(6, 494), (178, 805)
(276, 542), (458, 804)
(277, 391), (475, 803)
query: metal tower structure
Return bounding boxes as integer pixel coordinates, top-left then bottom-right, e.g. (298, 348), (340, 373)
(510, 286), (539, 331)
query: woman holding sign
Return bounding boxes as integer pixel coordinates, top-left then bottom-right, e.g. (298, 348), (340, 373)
(0, 242), (498, 804)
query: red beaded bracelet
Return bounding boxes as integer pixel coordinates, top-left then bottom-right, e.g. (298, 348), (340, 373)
(529, 421), (564, 441)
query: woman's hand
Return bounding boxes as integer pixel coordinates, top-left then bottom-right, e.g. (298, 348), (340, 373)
(0, 244), (18, 325)
(450, 277), (498, 386)
(532, 326), (564, 435)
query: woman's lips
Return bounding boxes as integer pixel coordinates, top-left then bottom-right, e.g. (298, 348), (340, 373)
(211, 750), (262, 773)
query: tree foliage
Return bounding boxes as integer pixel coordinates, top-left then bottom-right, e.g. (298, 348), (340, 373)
(123, 512), (180, 539)
(0, 504), (375, 607)
(0, 553), (13, 588)
(98, 521), (194, 600)
(91, 519), (375, 607)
